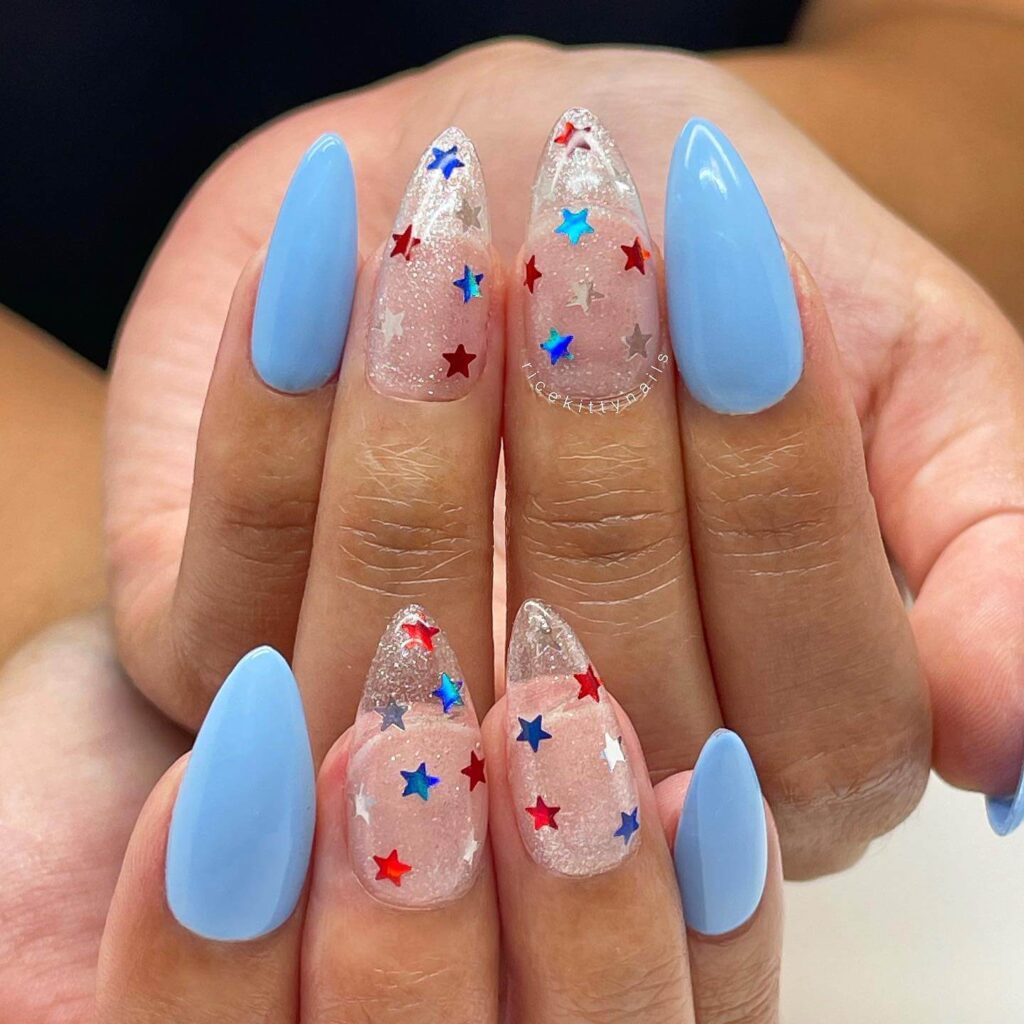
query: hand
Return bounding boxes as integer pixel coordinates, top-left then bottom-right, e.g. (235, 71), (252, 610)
(106, 41), (1024, 874)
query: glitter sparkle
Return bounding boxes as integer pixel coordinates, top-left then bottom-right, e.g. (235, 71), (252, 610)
(524, 254), (542, 293)
(555, 208), (594, 246)
(432, 672), (465, 713)
(453, 264), (484, 303)
(621, 237), (651, 274)
(390, 223), (421, 261)
(427, 145), (464, 179)
(614, 807), (640, 845)
(401, 762), (440, 801)
(574, 664), (603, 702)
(402, 619), (439, 651)
(517, 714), (553, 753)
(461, 750), (487, 790)
(374, 849), (412, 885)
(374, 700), (408, 732)
(541, 328), (575, 365)
(526, 796), (560, 830)
(442, 344), (477, 378)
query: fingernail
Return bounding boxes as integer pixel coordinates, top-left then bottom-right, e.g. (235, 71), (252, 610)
(366, 128), (491, 400)
(251, 133), (358, 394)
(506, 599), (641, 876)
(987, 765), (1024, 835)
(665, 118), (802, 414)
(345, 606), (487, 906)
(166, 646), (316, 941)
(674, 729), (768, 936)
(520, 108), (664, 406)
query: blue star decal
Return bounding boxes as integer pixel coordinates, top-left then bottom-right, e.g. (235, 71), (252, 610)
(453, 265), (484, 303)
(554, 207), (594, 245)
(432, 672), (465, 714)
(401, 762), (440, 801)
(427, 145), (465, 179)
(614, 807), (640, 845)
(541, 328), (575, 365)
(516, 715), (553, 753)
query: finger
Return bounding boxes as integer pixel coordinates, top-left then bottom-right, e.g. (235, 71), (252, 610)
(657, 730), (783, 1024)
(666, 119), (931, 876)
(95, 647), (315, 1021)
(487, 600), (694, 1022)
(109, 133), (357, 730)
(504, 108), (720, 780)
(293, 128), (502, 758)
(301, 608), (499, 1023)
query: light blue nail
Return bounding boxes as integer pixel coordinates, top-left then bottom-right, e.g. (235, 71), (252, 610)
(252, 132), (358, 393)
(665, 118), (803, 414)
(166, 646), (315, 941)
(987, 764), (1024, 835)
(674, 729), (768, 936)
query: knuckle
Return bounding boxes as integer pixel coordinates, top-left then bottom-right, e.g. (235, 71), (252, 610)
(697, 953), (779, 1024)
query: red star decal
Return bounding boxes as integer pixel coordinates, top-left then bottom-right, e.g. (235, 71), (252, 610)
(442, 343), (477, 378)
(373, 849), (412, 886)
(525, 796), (560, 831)
(573, 664), (603, 702)
(402, 618), (439, 651)
(390, 223), (421, 261)
(621, 237), (651, 274)
(524, 255), (542, 293)
(461, 751), (487, 790)
(553, 121), (592, 154)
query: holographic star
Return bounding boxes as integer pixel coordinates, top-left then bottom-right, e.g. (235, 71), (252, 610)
(453, 264), (484, 303)
(574, 664), (603, 702)
(541, 328), (575, 365)
(461, 750), (487, 790)
(442, 343), (477, 378)
(374, 700), (408, 732)
(614, 807), (640, 845)
(567, 279), (604, 314)
(381, 307), (404, 344)
(455, 196), (482, 230)
(390, 223), (421, 261)
(555, 207), (594, 245)
(523, 254), (542, 293)
(353, 782), (376, 824)
(525, 796), (560, 830)
(427, 144), (464, 179)
(401, 761), (440, 801)
(553, 120), (592, 156)
(623, 323), (652, 358)
(516, 714), (553, 753)
(621, 236), (651, 274)
(402, 618), (439, 651)
(432, 672), (465, 713)
(600, 732), (626, 772)
(373, 848), (412, 886)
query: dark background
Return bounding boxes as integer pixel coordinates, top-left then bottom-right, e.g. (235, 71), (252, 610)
(0, 0), (802, 368)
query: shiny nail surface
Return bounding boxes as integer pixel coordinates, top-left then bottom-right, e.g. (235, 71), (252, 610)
(987, 764), (1024, 835)
(665, 118), (802, 414)
(520, 109), (664, 407)
(506, 599), (640, 875)
(674, 729), (767, 936)
(166, 646), (316, 941)
(252, 133), (358, 393)
(366, 128), (491, 400)
(345, 606), (487, 906)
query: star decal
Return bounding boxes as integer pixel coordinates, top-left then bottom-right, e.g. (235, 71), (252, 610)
(541, 328), (575, 365)
(574, 664), (603, 702)
(555, 207), (594, 246)
(623, 323), (652, 358)
(553, 120), (593, 156)
(462, 834), (481, 864)
(516, 714), (553, 753)
(427, 144), (464, 179)
(621, 236), (651, 274)
(525, 796), (560, 830)
(401, 761), (440, 801)
(353, 782), (376, 824)
(402, 618), (439, 651)
(461, 750), (487, 790)
(432, 672), (465, 713)
(614, 807), (640, 845)
(453, 264), (484, 303)
(390, 223), (421, 261)
(524, 254), (542, 293)
(374, 848), (412, 886)
(381, 307), (404, 344)
(567, 279), (604, 314)
(374, 700), (408, 732)
(600, 732), (626, 772)
(455, 196), (482, 231)
(442, 343), (477, 378)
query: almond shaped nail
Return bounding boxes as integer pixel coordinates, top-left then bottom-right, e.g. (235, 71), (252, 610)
(506, 599), (641, 876)
(521, 109), (663, 404)
(367, 128), (491, 401)
(346, 605), (487, 907)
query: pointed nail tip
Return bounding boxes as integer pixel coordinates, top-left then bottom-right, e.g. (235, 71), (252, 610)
(986, 786), (1024, 836)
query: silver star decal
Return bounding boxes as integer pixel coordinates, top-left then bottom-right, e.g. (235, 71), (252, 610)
(381, 307), (404, 344)
(568, 279), (605, 314)
(353, 783), (376, 824)
(462, 834), (480, 864)
(455, 196), (482, 231)
(623, 323), (652, 358)
(600, 732), (627, 772)
(374, 700), (408, 732)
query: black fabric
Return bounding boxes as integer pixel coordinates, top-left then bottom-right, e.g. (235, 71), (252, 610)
(0, 0), (804, 367)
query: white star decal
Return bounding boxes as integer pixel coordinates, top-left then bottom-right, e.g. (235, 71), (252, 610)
(600, 732), (626, 772)
(353, 783), (376, 824)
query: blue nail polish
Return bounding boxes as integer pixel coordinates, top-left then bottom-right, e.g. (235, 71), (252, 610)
(987, 764), (1024, 835)
(665, 118), (803, 414)
(674, 729), (768, 936)
(252, 133), (358, 393)
(166, 646), (315, 941)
